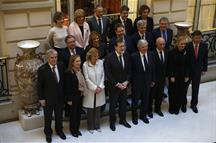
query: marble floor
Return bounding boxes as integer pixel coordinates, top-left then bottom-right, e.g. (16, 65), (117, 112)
(0, 81), (216, 143)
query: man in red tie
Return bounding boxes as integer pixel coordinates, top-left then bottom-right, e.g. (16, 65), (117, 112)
(185, 30), (208, 113)
(37, 49), (66, 142)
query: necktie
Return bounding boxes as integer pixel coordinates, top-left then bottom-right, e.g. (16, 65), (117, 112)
(160, 51), (164, 63)
(194, 45), (199, 59)
(123, 20), (128, 34)
(98, 18), (102, 34)
(143, 55), (148, 71)
(162, 30), (167, 42)
(119, 55), (124, 69)
(71, 49), (75, 55)
(52, 66), (58, 82)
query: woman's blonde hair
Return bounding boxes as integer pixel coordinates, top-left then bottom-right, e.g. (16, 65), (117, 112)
(86, 48), (99, 62)
(74, 9), (85, 22)
(67, 55), (80, 72)
(175, 36), (185, 48)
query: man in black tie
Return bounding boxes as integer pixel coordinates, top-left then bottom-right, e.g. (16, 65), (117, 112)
(59, 35), (84, 67)
(37, 49), (66, 142)
(88, 5), (110, 43)
(109, 5), (134, 38)
(185, 30), (208, 113)
(149, 37), (167, 118)
(131, 39), (155, 125)
(104, 38), (131, 131)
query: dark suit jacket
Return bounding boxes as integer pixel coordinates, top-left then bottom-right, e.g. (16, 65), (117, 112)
(59, 47), (84, 67)
(88, 16), (110, 43)
(152, 27), (173, 50)
(84, 42), (107, 60)
(109, 17), (134, 38)
(186, 42), (208, 76)
(109, 36), (134, 54)
(131, 51), (155, 92)
(131, 32), (155, 51)
(134, 16), (154, 32)
(167, 48), (190, 78)
(104, 52), (131, 87)
(65, 70), (81, 102)
(37, 62), (65, 106)
(152, 49), (168, 84)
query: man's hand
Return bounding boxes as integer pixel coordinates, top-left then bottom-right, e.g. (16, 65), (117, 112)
(170, 77), (175, 83)
(95, 87), (102, 94)
(67, 101), (72, 106)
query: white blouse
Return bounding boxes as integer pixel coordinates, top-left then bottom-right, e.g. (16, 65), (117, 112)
(46, 26), (68, 49)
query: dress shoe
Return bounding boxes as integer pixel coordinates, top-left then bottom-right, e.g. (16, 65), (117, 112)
(140, 117), (149, 124)
(174, 111), (179, 115)
(71, 133), (78, 138)
(155, 111), (164, 117)
(95, 128), (102, 132)
(110, 123), (116, 131)
(46, 135), (52, 143)
(119, 121), (131, 128)
(132, 119), (138, 125)
(148, 113), (153, 118)
(191, 106), (198, 113)
(57, 132), (66, 140)
(77, 130), (82, 136)
(181, 105), (187, 113)
(169, 110), (174, 114)
(88, 130), (94, 134)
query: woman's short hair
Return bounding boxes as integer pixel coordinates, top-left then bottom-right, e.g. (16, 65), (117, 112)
(53, 11), (64, 23)
(86, 48), (99, 62)
(74, 9), (85, 22)
(139, 4), (150, 15)
(89, 31), (100, 45)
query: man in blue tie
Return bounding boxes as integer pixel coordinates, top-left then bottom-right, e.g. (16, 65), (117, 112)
(152, 17), (173, 50)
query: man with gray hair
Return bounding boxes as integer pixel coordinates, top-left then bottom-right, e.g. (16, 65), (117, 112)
(37, 49), (66, 142)
(131, 39), (155, 125)
(131, 20), (154, 51)
(152, 17), (173, 50)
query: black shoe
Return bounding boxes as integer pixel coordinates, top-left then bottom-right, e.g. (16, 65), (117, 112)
(148, 113), (153, 118)
(140, 117), (149, 124)
(110, 123), (116, 131)
(132, 119), (138, 125)
(46, 135), (52, 143)
(155, 111), (164, 117)
(77, 130), (82, 136)
(71, 132), (78, 138)
(169, 110), (174, 114)
(174, 111), (179, 115)
(119, 121), (131, 128)
(57, 132), (66, 140)
(181, 105), (187, 113)
(191, 106), (198, 113)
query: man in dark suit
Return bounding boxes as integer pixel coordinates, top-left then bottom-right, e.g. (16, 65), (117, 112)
(109, 23), (134, 54)
(37, 49), (66, 143)
(134, 4), (154, 32)
(131, 39), (155, 125)
(152, 17), (173, 50)
(109, 5), (134, 38)
(185, 30), (208, 113)
(149, 37), (167, 118)
(104, 38), (131, 131)
(59, 35), (84, 67)
(87, 5), (110, 43)
(131, 20), (154, 51)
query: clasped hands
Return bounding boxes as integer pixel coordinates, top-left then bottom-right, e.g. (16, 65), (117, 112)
(116, 81), (128, 90)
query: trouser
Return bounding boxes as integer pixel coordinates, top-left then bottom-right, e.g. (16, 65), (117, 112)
(69, 96), (82, 134)
(43, 102), (63, 136)
(109, 88), (127, 124)
(86, 107), (101, 130)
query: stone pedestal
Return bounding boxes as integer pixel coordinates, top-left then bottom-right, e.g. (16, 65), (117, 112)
(19, 109), (44, 131)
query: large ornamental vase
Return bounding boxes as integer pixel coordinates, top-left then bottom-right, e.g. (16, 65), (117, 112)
(174, 22), (193, 43)
(15, 40), (43, 115)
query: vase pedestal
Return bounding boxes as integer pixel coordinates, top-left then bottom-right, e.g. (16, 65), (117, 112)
(19, 109), (44, 131)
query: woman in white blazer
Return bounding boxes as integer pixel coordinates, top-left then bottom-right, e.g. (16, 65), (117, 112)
(82, 48), (105, 134)
(68, 9), (90, 49)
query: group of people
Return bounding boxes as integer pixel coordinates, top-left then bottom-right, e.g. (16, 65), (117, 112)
(38, 4), (208, 143)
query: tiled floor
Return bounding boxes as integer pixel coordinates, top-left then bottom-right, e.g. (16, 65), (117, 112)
(0, 81), (216, 143)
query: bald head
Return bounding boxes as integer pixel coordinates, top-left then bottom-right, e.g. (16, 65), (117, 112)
(156, 37), (165, 51)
